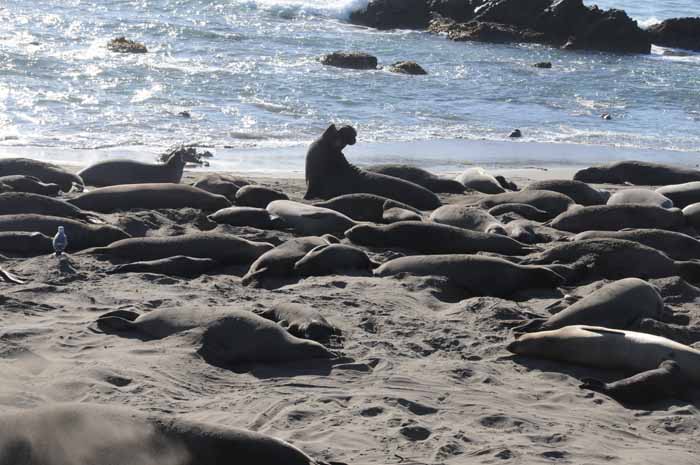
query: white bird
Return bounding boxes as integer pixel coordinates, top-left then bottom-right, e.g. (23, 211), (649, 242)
(53, 226), (68, 256)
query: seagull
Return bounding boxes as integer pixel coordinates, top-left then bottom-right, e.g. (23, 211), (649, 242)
(53, 226), (68, 257)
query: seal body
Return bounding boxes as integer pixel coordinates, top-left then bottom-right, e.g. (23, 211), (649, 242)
(193, 174), (248, 199)
(108, 255), (220, 278)
(260, 302), (340, 343)
(208, 207), (275, 229)
(383, 207), (423, 223)
(367, 164), (465, 193)
(683, 202), (700, 229)
(314, 193), (420, 223)
(0, 175), (60, 196)
(0, 157), (83, 192)
(488, 203), (551, 222)
(607, 188), (674, 208)
(657, 181), (700, 208)
(0, 192), (96, 221)
(574, 161), (700, 185)
(455, 168), (505, 194)
(235, 185), (288, 208)
(78, 153), (187, 187)
(0, 231), (53, 255)
(573, 229), (700, 261)
(550, 205), (685, 233)
(293, 244), (376, 276)
(524, 179), (609, 206)
(242, 236), (329, 285)
(477, 190), (574, 218)
(429, 204), (506, 235)
(267, 200), (356, 235)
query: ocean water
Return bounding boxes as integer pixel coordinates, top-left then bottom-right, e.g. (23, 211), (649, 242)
(0, 0), (698, 172)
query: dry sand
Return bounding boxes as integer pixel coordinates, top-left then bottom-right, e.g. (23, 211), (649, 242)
(1, 168), (700, 464)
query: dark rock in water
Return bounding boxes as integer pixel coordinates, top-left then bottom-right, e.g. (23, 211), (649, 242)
(389, 61), (428, 75)
(107, 37), (147, 53)
(646, 17), (700, 52)
(157, 145), (212, 165)
(320, 51), (378, 70)
(350, 0), (431, 30)
(473, 0), (552, 28)
(430, 17), (547, 43)
(533, 61), (552, 68)
(178, 111), (191, 118)
(509, 129), (522, 138)
(560, 8), (650, 54)
(430, 0), (481, 22)
(601, 113), (612, 120)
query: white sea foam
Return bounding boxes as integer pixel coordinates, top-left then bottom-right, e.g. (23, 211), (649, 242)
(238, 0), (370, 20)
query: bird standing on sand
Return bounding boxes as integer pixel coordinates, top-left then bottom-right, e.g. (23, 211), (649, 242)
(53, 226), (67, 256)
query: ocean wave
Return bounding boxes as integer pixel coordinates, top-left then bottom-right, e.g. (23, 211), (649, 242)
(236, 0), (370, 20)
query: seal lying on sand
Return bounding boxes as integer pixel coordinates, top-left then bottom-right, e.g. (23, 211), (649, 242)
(294, 244), (378, 276)
(488, 203), (551, 222)
(78, 151), (192, 187)
(260, 302), (341, 343)
(383, 207), (422, 223)
(367, 164), (465, 193)
(346, 221), (534, 256)
(314, 193), (420, 223)
(107, 255), (220, 278)
(0, 157), (83, 192)
(68, 183), (231, 213)
(572, 229), (700, 261)
(0, 403), (332, 465)
(242, 236), (331, 286)
(208, 206), (276, 229)
(235, 185), (289, 208)
(0, 175), (60, 196)
(477, 190), (574, 218)
(454, 168), (505, 194)
(550, 205), (685, 233)
(193, 173), (248, 199)
(268, 200), (356, 235)
(304, 124), (440, 210)
(0, 192), (99, 223)
(374, 254), (563, 297)
(0, 231), (53, 255)
(523, 179), (609, 206)
(574, 160), (700, 185)
(607, 188), (674, 208)
(656, 181), (700, 208)
(429, 204), (507, 235)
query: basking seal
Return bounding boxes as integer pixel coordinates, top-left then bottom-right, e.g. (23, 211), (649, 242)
(313, 193), (419, 223)
(366, 164), (465, 193)
(235, 185), (289, 208)
(574, 160), (700, 185)
(514, 278), (665, 333)
(477, 190), (574, 218)
(242, 236), (330, 286)
(0, 175), (60, 196)
(78, 152), (191, 187)
(429, 204), (507, 235)
(260, 302), (341, 343)
(208, 206), (276, 229)
(374, 254), (564, 297)
(607, 188), (674, 208)
(84, 232), (273, 264)
(683, 202), (700, 229)
(293, 244), (378, 276)
(267, 200), (356, 235)
(346, 221), (534, 256)
(304, 124), (441, 210)
(68, 183), (231, 213)
(383, 207), (423, 223)
(0, 214), (129, 250)
(0, 231), (53, 255)
(523, 179), (609, 206)
(0, 403), (331, 465)
(107, 255), (220, 278)
(573, 229), (700, 261)
(0, 192), (99, 222)
(657, 181), (700, 209)
(507, 325), (700, 384)
(193, 173), (248, 199)
(488, 203), (551, 222)
(0, 157), (83, 192)
(454, 168), (505, 194)
(550, 204), (685, 233)
(503, 219), (570, 244)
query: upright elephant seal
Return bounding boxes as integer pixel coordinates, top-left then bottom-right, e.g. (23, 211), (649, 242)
(574, 160), (700, 185)
(235, 185), (289, 208)
(242, 236), (330, 286)
(0, 403), (331, 465)
(267, 200), (356, 235)
(607, 188), (674, 208)
(374, 254), (563, 297)
(514, 278), (665, 333)
(107, 255), (220, 278)
(523, 179), (609, 206)
(260, 302), (341, 343)
(314, 193), (419, 223)
(84, 232), (273, 264)
(208, 206), (276, 229)
(68, 183), (231, 213)
(573, 229), (700, 261)
(550, 204), (685, 233)
(366, 164), (465, 193)
(0, 214), (129, 250)
(0, 175), (60, 196)
(0, 192), (99, 222)
(656, 181), (700, 208)
(507, 325), (700, 384)
(454, 168), (505, 194)
(78, 151), (192, 187)
(293, 244), (378, 276)
(477, 190), (574, 218)
(0, 157), (83, 192)
(0, 231), (53, 255)
(429, 204), (507, 235)
(304, 124), (440, 210)
(346, 221), (534, 256)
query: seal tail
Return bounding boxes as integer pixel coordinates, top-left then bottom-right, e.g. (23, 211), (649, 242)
(675, 261), (700, 284)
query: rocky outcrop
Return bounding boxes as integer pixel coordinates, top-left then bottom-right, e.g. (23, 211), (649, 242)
(429, 17), (547, 44)
(389, 61), (428, 74)
(560, 8), (651, 54)
(350, 0), (482, 29)
(107, 37), (147, 53)
(646, 18), (700, 51)
(320, 52), (378, 69)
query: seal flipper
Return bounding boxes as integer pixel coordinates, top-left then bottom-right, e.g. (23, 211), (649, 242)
(96, 310), (139, 333)
(241, 267), (268, 287)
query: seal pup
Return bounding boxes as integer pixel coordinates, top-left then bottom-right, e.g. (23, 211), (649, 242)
(488, 203), (551, 222)
(607, 188), (674, 208)
(346, 221), (534, 256)
(0, 232), (53, 255)
(477, 190), (574, 218)
(78, 151), (193, 187)
(0, 157), (83, 192)
(572, 229), (700, 261)
(374, 254), (563, 297)
(454, 167), (505, 194)
(304, 124), (441, 210)
(514, 278), (666, 333)
(366, 164), (466, 193)
(242, 236), (330, 286)
(267, 200), (356, 236)
(260, 302), (341, 343)
(574, 160), (700, 185)
(313, 193), (419, 223)
(523, 179), (610, 206)
(208, 206), (276, 229)
(0, 175), (60, 196)
(68, 183), (231, 213)
(293, 244), (378, 276)
(107, 255), (220, 278)
(550, 204), (685, 233)
(429, 204), (507, 235)
(0, 192), (99, 222)
(235, 185), (289, 208)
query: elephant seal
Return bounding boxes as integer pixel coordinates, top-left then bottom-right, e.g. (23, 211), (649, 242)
(657, 181), (700, 209)
(313, 193), (419, 223)
(208, 207), (275, 229)
(78, 152), (191, 187)
(267, 200), (356, 235)
(0, 403), (331, 465)
(683, 202), (700, 229)
(503, 219), (570, 244)
(346, 221), (534, 256)
(235, 185), (288, 208)
(514, 278), (665, 333)
(429, 204), (506, 235)
(0, 157), (83, 192)
(293, 244), (378, 276)
(68, 183), (231, 213)
(366, 164), (465, 193)
(97, 307), (221, 339)
(242, 236), (330, 286)
(523, 179), (609, 206)
(304, 124), (440, 210)
(550, 205), (685, 233)
(454, 167), (505, 194)
(488, 203), (551, 222)
(573, 229), (700, 261)
(374, 254), (564, 297)
(260, 302), (341, 343)
(84, 232), (273, 264)
(607, 188), (674, 208)
(574, 161), (700, 185)
(477, 190), (574, 218)
(193, 173), (249, 199)
(0, 192), (99, 222)
(0, 231), (53, 255)
(0, 175), (60, 196)
(0, 214), (129, 250)
(107, 255), (220, 278)
(507, 325), (700, 384)
(383, 207), (423, 223)
(580, 360), (692, 405)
